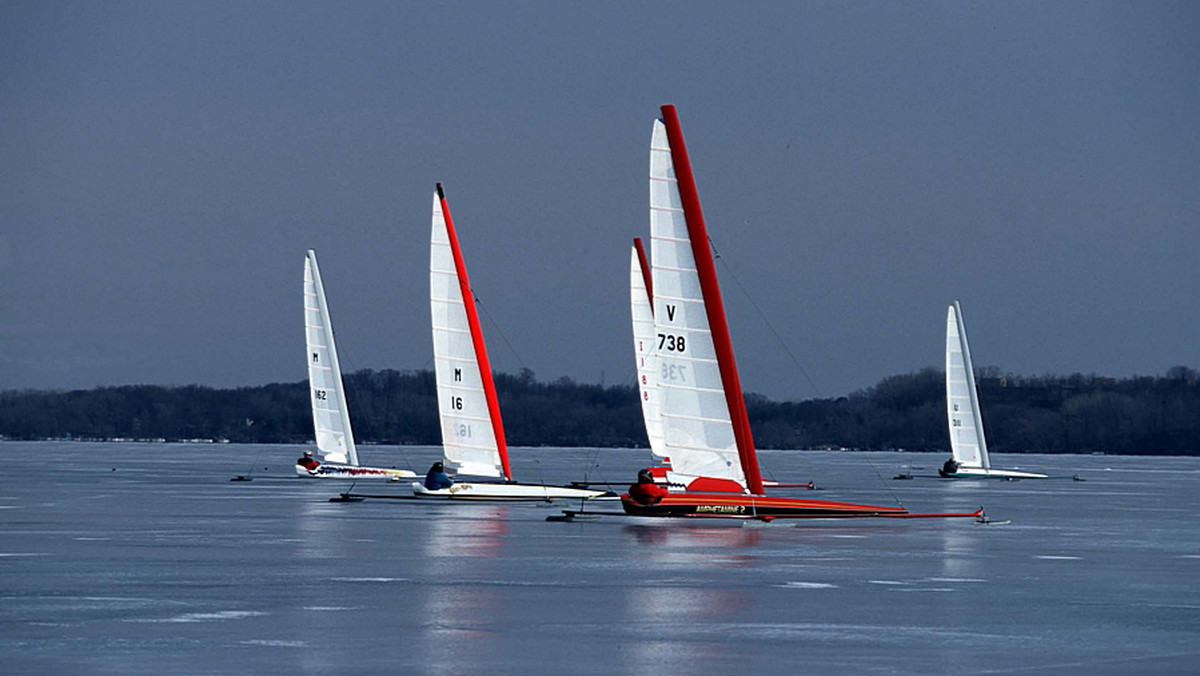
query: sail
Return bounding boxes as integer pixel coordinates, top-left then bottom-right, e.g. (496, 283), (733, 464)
(945, 301), (990, 469)
(630, 241), (667, 459)
(649, 116), (750, 489)
(430, 185), (510, 479)
(304, 250), (357, 466)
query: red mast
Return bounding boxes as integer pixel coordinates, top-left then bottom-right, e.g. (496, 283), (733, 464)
(633, 237), (653, 309)
(435, 183), (512, 481)
(659, 105), (764, 495)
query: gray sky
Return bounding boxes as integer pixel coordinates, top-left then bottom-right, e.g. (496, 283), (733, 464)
(2, 1), (1197, 400)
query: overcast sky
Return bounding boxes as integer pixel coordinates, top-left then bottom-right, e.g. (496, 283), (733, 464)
(2, 1), (1197, 400)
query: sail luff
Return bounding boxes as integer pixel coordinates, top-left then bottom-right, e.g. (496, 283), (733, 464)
(305, 250), (358, 466)
(659, 104), (763, 495)
(634, 237), (654, 306)
(435, 184), (511, 481)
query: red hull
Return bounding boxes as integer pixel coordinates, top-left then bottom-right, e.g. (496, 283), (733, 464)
(620, 493), (981, 520)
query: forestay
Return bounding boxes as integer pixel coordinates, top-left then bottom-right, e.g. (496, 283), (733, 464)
(946, 301), (990, 470)
(430, 189), (506, 478)
(630, 242), (666, 459)
(304, 250), (358, 466)
(649, 120), (746, 488)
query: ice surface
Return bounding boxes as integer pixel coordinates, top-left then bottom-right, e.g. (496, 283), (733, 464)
(1, 442), (1198, 674)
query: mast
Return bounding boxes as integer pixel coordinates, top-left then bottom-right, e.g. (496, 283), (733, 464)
(633, 237), (653, 308)
(435, 183), (512, 481)
(659, 105), (763, 495)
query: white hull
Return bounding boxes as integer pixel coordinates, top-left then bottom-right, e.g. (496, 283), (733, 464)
(943, 466), (1048, 480)
(411, 481), (611, 501)
(295, 464), (416, 480)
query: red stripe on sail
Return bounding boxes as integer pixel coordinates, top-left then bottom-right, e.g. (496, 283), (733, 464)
(633, 237), (653, 310)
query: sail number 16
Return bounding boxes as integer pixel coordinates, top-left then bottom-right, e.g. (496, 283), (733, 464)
(657, 333), (686, 352)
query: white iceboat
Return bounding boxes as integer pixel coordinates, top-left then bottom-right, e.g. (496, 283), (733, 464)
(940, 301), (1047, 479)
(414, 184), (610, 501)
(296, 250), (415, 480)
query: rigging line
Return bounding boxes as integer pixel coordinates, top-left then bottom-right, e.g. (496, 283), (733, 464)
(705, 237), (903, 504)
(335, 344), (375, 465)
(707, 236), (823, 399)
(858, 450), (907, 510)
(472, 289), (530, 372)
(705, 237), (902, 501)
(242, 446), (265, 478)
(338, 345), (416, 474)
(582, 445), (601, 484)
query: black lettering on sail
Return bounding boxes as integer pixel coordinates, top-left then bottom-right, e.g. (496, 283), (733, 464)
(312, 352), (319, 363)
(666, 304), (677, 322)
(454, 368), (462, 382)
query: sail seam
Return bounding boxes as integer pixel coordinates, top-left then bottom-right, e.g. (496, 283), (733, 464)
(442, 413), (492, 423)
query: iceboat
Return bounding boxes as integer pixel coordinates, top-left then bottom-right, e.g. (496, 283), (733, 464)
(939, 301), (1047, 480)
(629, 237), (810, 491)
(413, 184), (611, 501)
(620, 105), (981, 520)
(296, 250), (415, 480)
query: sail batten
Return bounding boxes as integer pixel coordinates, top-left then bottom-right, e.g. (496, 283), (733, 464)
(304, 250), (358, 466)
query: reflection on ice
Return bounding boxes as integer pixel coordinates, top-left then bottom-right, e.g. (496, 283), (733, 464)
(778, 581), (838, 589)
(414, 505), (510, 674)
(424, 506), (510, 558)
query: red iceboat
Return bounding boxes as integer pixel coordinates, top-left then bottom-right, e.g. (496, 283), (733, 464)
(621, 105), (981, 521)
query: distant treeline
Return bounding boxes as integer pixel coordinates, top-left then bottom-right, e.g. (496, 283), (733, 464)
(1, 367), (1197, 455)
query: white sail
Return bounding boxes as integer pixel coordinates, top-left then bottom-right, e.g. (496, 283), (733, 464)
(304, 250), (357, 466)
(630, 245), (667, 459)
(430, 191), (504, 478)
(945, 301), (990, 470)
(649, 119), (746, 488)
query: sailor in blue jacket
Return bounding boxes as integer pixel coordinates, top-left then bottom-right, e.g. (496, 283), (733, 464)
(424, 461), (454, 490)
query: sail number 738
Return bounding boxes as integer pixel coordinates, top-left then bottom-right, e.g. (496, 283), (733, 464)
(657, 333), (686, 352)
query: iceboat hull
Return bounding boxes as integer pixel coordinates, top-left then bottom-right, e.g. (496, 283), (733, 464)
(296, 464), (416, 479)
(939, 466), (1049, 480)
(620, 493), (982, 520)
(413, 482), (612, 501)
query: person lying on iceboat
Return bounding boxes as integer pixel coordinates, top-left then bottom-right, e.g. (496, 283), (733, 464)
(424, 462), (454, 490)
(628, 468), (669, 505)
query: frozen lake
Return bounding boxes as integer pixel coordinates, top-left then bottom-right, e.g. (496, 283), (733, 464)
(2, 442), (1198, 674)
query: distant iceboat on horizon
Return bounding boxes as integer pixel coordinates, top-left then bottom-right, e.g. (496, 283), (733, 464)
(939, 301), (1047, 480)
(295, 250), (415, 480)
